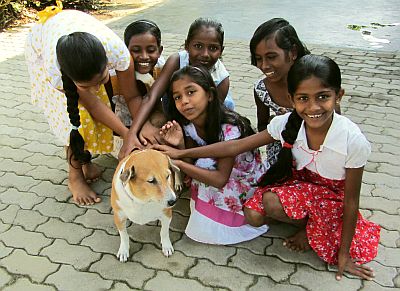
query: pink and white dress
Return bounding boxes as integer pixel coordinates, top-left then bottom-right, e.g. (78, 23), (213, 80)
(183, 123), (268, 244)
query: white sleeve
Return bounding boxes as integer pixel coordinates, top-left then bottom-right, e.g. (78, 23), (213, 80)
(266, 113), (289, 141)
(106, 36), (131, 72)
(345, 133), (371, 168)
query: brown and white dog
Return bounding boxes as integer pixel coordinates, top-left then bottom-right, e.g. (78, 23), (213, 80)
(111, 149), (182, 262)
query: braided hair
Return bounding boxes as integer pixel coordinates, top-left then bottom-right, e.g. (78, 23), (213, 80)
(56, 32), (107, 165)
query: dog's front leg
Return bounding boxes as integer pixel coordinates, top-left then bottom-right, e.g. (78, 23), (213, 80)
(160, 208), (174, 257)
(114, 212), (130, 262)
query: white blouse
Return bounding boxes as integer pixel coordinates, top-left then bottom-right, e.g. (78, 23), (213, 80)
(267, 112), (371, 180)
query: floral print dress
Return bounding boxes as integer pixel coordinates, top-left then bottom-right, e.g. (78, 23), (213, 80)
(183, 123), (268, 245)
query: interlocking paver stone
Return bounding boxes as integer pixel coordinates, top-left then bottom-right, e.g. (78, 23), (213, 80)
(0, 268), (12, 289)
(249, 277), (305, 291)
(0, 249), (59, 282)
(124, 223), (181, 248)
(375, 245), (400, 267)
(369, 211), (400, 231)
(40, 239), (101, 270)
(188, 259), (254, 290)
(2, 278), (56, 291)
(0, 241), (13, 259)
(30, 181), (70, 202)
(0, 225), (52, 255)
(0, 159), (36, 176)
(33, 198), (86, 222)
(81, 229), (135, 255)
(133, 244), (196, 277)
(233, 236), (272, 255)
(229, 248), (295, 281)
(0, 188), (45, 209)
(173, 235), (235, 265)
(13, 209), (48, 231)
(45, 265), (113, 291)
(290, 264), (362, 291)
(74, 208), (117, 234)
(361, 281), (397, 291)
(0, 204), (19, 225)
(145, 270), (213, 291)
(89, 254), (154, 289)
(0, 172), (39, 192)
(36, 218), (93, 244)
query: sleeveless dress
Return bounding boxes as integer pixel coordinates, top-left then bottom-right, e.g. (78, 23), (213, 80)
(183, 123), (268, 244)
(25, 10), (131, 154)
(254, 78), (291, 168)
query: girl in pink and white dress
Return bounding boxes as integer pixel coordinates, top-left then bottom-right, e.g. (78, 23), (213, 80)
(154, 55), (380, 281)
(159, 65), (267, 244)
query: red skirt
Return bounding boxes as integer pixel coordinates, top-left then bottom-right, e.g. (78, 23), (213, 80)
(244, 168), (380, 265)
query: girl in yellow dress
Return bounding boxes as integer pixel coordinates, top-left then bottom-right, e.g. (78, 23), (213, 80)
(25, 7), (143, 205)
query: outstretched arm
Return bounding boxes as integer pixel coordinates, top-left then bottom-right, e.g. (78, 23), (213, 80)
(336, 167), (374, 281)
(153, 129), (275, 159)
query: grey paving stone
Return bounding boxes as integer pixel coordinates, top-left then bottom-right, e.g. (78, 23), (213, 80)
(369, 211), (400, 231)
(379, 229), (400, 248)
(45, 265), (113, 291)
(40, 239), (101, 270)
(361, 280), (397, 291)
(13, 209), (48, 231)
(378, 163), (400, 177)
(145, 270), (213, 291)
(363, 171), (399, 189)
(0, 225), (52, 255)
(132, 244), (196, 277)
(360, 196), (400, 215)
(0, 249), (59, 282)
(364, 261), (397, 287)
(33, 198), (86, 222)
(2, 278), (56, 291)
(249, 276), (305, 291)
(0, 146), (33, 162)
(188, 259), (254, 290)
(290, 264), (362, 291)
(0, 173), (40, 192)
(394, 273), (400, 288)
(109, 282), (141, 291)
(125, 224), (181, 249)
(24, 153), (65, 170)
(229, 248), (295, 281)
(21, 141), (61, 156)
(172, 197), (190, 217)
(233, 236), (272, 255)
(84, 179), (111, 197)
(265, 238), (326, 270)
(170, 212), (189, 233)
(80, 229), (135, 256)
(0, 241), (13, 259)
(0, 220), (11, 234)
(27, 165), (67, 185)
(89, 254), (154, 289)
(74, 208), (117, 234)
(173, 235), (235, 265)
(0, 267), (12, 289)
(0, 158), (36, 175)
(375, 245), (400, 267)
(36, 218), (93, 244)
(372, 186), (400, 201)
(0, 188), (45, 210)
(264, 223), (298, 239)
(30, 181), (70, 202)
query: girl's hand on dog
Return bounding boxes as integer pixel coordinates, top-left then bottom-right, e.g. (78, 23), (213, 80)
(160, 120), (184, 148)
(151, 144), (183, 159)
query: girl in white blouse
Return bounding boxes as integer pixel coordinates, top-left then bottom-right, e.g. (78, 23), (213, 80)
(153, 55), (380, 281)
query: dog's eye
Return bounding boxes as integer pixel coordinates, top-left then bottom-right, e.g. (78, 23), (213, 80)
(147, 177), (158, 185)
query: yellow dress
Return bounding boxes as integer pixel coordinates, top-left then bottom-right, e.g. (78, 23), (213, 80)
(25, 9), (130, 154)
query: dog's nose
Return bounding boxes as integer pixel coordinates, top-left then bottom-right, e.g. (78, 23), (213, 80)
(167, 199), (177, 207)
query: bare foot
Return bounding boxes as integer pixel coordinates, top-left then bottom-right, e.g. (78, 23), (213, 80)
(283, 228), (311, 251)
(82, 162), (102, 183)
(68, 168), (101, 206)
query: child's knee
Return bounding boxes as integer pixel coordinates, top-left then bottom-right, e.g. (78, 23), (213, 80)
(244, 207), (265, 227)
(263, 192), (282, 217)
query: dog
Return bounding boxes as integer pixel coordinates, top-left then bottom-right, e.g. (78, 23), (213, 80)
(111, 149), (182, 262)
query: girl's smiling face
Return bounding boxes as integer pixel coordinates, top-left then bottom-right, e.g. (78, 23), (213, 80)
(254, 37), (296, 83)
(186, 26), (223, 70)
(291, 75), (343, 133)
(172, 76), (211, 126)
(128, 32), (163, 74)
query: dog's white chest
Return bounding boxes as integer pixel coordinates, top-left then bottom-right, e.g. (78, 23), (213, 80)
(118, 199), (164, 225)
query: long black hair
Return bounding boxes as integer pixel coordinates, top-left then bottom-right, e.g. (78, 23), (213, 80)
(258, 55), (341, 186)
(250, 18), (309, 66)
(56, 32), (108, 165)
(167, 65), (254, 145)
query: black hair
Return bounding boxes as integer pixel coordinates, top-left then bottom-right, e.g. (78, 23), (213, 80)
(186, 17), (224, 47)
(124, 19), (162, 47)
(167, 65), (254, 145)
(249, 18), (310, 66)
(56, 32), (108, 165)
(258, 54), (341, 186)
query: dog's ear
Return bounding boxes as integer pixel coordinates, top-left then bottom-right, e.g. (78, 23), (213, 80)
(168, 158), (180, 173)
(120, 165), (135, 183)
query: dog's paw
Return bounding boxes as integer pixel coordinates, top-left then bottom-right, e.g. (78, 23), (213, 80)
(117, 246), (129, 262)
(162, 243), (174, 257)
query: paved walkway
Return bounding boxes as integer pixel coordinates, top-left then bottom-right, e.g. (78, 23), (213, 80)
(0, 13), (400, 291)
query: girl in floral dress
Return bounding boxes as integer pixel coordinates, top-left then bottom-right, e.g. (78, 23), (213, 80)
(154, 55), (380, 280)
(160, 65), (267, 244)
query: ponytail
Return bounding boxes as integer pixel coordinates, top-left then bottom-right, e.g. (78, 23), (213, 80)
(258, 110), (302, 186)
(62, 71), (91, 165)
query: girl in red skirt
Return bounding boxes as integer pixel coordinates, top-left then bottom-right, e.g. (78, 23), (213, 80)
(153, 54), (380, 281)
